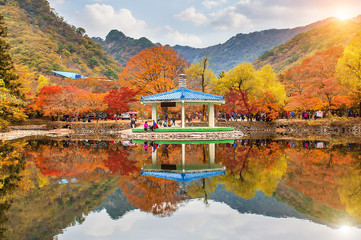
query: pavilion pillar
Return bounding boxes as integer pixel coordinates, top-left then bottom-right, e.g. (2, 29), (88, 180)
(152, 103), (157, 122)
(182, 144), (185, 172)
(181, 101), (185, 128)
(208, 143), (215, 165)
(152, 148), (158, 167)
(208, 103), (215, 127)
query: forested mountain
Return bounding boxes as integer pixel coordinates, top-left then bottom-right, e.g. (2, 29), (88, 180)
(93, 30), (154, 66)
(254, 20), (361, 72)
(173, 18), (336, 74)
(0, 0), (122, 79)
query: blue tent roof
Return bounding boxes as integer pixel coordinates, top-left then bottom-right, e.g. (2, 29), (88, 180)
(52, 71), (87, 79)
(141, 170), (226, 182)
(140, 88), (225, 102)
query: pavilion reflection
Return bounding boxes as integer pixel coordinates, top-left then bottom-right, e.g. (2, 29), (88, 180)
(139, 140), (230, 182)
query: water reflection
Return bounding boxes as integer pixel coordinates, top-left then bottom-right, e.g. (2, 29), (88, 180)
(0, 138), (360, 239)
(141, 141), (225, 182)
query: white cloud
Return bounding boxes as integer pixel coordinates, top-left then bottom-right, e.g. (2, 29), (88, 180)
(202, 0), (227, 9)
(210, 6), (252, 30)
(48, 0), (67, 5)
(77, 4), (157, 39)
(174, 7), (208, 26)
(57, 200), (361, 240)
(165, 26), (203, 47)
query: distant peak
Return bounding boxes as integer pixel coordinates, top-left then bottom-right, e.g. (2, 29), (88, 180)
(106, 29), (127, 40)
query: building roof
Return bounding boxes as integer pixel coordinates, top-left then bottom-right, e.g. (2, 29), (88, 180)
(141, 170), (226, 182)
(52, 71), (87, 79)
(140, 88), (225, 103)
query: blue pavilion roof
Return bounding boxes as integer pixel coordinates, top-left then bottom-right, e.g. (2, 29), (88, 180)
(52, 71), (87, 79)
(141, 170), (226, 182)
(140, 88), (225, 102)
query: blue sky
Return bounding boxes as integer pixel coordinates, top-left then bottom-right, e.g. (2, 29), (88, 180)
(48, 0), (361, 48)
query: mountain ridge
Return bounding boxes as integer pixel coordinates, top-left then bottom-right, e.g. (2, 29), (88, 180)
(0, 0), (122, 79)
(254, 19), (361, 72)
(172, 17), (337, 74)
(93, 29), (154, 66)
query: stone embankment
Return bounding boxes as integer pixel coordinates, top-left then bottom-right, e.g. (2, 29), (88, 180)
(121, 131), (244, 141)
(186, 120), (361, 136)
(2, 119), (361, 141)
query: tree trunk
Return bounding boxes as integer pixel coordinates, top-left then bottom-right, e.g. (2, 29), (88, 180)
(202, 105), (205, 122)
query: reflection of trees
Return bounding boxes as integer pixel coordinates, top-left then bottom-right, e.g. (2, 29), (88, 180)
(0, 140), (122, 239)
(186, 177), (219, 206)
(216, 141), (287, 199)
(4, 178), (119, 240)
(26, 141), (140, 180)
(284, 146), (357, 210)
(339, 170), (361, 219)
(104, 148), (139, 175)
(0, 140), (28, 239)
(338, 150), (361, 219)
(119, 174), (186, 217)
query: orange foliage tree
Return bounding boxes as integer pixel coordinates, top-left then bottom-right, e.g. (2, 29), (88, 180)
(103, 87), (138, 118)
(283, 46), (349, 112)
(32, 85), (109, 119)
(120, 45), (188, 96)
(224, 89), (280, 120)
(77, 92), (107, 120)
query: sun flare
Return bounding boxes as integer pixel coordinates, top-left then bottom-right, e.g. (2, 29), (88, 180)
(335, 10), (351, 20)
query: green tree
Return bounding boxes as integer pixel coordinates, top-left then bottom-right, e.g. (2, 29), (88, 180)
(336, 35), (361, 114)
(75, 27), (86, 36)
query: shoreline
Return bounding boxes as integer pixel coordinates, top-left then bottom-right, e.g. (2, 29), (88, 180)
(1, 119), (361, 141)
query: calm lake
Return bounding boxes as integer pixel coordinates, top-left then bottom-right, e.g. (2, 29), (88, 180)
(1, 137), (361, 240)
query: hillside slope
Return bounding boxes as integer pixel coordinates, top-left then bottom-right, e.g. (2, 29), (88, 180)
(173, 18), (336, 74)
(0, 0), (122, 79)
(254, 20), (361, 72)
(93, 30), (154, 66)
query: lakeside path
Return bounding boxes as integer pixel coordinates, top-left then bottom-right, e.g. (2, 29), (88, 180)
(0, 128), (74, 141)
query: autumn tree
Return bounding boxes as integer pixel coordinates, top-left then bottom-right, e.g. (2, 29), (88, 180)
(76, 92), (107, 121)
(185, 56), (216, 120)
(216, 63), (285, 118)
(0, 15), (26, 128)
(32, 85), (87, 119)
(336, 35), (361, 115)
(284, 46), (348, 112)
(120, 45), (188, 95)
(0, 14), (22, 97)
(103, 87), (138, 120)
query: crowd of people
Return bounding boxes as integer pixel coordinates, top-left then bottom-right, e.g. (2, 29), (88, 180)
(143, 114), (177, 132)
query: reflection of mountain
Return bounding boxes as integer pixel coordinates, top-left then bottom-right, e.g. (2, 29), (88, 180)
(2, 178), (119, 240)
(99, 182), (342, 229)
(274, 183), (361, 227)
(210, 183), (361, 228)
(211, 185), (305, 218)
(99, 189), (135, 220)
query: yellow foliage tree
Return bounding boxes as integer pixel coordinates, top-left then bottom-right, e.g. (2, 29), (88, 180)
(336, 35), (361, 114)
(0, 80), (26, 129)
